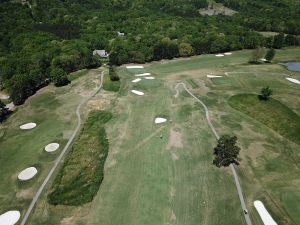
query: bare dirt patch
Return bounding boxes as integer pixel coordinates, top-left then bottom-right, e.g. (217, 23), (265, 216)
(167, 127), (183, 149)
(16, 188), (33, 200)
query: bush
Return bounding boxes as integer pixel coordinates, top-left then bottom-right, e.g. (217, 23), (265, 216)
(259, 86), (272, 100)
(50, 68), (70, 87)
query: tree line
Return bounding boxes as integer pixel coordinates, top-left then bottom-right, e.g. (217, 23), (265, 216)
(0, 0), (299, 105)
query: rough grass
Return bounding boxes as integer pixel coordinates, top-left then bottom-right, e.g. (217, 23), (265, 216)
(68, 69), (89, 81)
(103, 72), (120, 92)
(228, 94), (300, 145)
(48, 110), (112, 205)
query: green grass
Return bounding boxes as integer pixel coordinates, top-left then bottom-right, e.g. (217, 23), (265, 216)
(228, 94), (300, 145)
(281, 192), (300, 224)
(103, 72), (120, 92)
(48, 110), (112, 205)
(68, 69), (89, 81)
(186, 79), (199, 88)
(133, 79), (161, 90)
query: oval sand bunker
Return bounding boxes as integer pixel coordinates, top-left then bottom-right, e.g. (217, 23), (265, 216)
(224, 52), (232, 55)
(131, 90), (144, 96)
(155, 118), (167, 124)
(18, 167), (38, 181)
(45, 143), (60, 152)
(144, 76), (155, 80)
(254, 200), (277, 225)
(20, 123), (36, 130)
(132, 78), (142, 83)
(0, 211), (20, 225)
(207, 75), (222, 78)
(215, 54), (224, 57)
(286, 77), (300, 84)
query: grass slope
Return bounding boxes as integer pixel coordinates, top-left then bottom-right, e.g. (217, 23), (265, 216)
(48, 110), (112, 205)
(103, 71), (120, 92)
(228, 94), (300, 145)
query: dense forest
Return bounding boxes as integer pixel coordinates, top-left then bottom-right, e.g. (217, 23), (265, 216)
(0, 0), (299, 105)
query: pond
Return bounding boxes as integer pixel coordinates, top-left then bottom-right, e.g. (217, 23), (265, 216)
(279, 62), (300, 72)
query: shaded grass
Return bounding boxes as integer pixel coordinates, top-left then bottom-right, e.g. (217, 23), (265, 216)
(103, 72), (120, 92)
(228, 94), (300, 145)
(48, 110), (112, 205)
(186, 79), (199, 88)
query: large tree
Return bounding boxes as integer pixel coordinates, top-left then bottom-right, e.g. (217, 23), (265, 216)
(50, 68), (70, 87)
(213, 135), (241, 167)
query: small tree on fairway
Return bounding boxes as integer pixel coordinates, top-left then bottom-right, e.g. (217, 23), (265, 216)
(213, 135), (240, 167)
(249, 47), (265, 64)
(265, 48), (276, 62)
(259, 86), (273, 100)
(50, 68), (70, 87)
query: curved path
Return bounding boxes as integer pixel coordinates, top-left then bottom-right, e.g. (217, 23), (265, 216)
(175, 82), (252, 225)
(20, 72), (104, 225)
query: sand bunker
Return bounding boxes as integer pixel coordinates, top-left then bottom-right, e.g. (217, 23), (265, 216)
(155, 118), (167, 124)
(135, 73), (151, 77)
(0, 94), (10, 100)
(126, 65), (144, 69)
(131, 90), (144, 96)
(286, 77), (300, 84)
(20, 123), (36, 130)
(260, 58), (267, 62)
(224, 52), (232, 55)
(132, 78), (142, 83)
(18, 167), (38, 181)
(45, 143), (60, 152)
(0, 211), (20, 225)
(215, 54), (224, 57)
(254, 201), (277, 225)
(144, 76), (155, 80)
(207, 75), (223, 78)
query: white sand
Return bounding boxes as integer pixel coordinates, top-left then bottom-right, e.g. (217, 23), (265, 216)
(254, 201), (277, 225)
(144, 76), (155, 80)
(126, 65), (144, 69)
(135, 73), (151, 77)
(132, 78), (142, 83)
(20, 122), (36, 130)
(0, 94), (10, 100)
(286, 77), (300, 84)
(215, 54), (224, 57)
(0, 211), (20, 225)
(131, 90), (144, 96)
(155, 118), (167, 124)
(224, 52), (232, 55)
(45, 143), (60, 152)
(207, 75), (223, 78)
(18, 167), (38, 181)
(260, 58), (267, 62)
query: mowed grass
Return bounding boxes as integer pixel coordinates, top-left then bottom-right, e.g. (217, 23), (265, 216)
(281, 192), (300, 224)
(228, 94), (300, 145)
(48, 110), (112, 205)
(82, 66), (244, 225)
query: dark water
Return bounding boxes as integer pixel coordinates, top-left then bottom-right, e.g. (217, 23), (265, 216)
(279, 62), (300, 72)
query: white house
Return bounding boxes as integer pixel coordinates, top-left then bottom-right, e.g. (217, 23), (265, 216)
(117, 31), (125, 36)
(93, 50), (109, 58)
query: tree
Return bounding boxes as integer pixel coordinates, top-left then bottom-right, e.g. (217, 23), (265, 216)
(265, 48), (276, 62)
(249, 47), (265, 64)
(109, 66), (120, 81)
(213, 135), (241, 167)
(259, 86), (273, 100)
(0, 100), (11, 123)
(179, 42), (194, 57)
(273, 33), (284, 49)
(50, 68), (70, 87)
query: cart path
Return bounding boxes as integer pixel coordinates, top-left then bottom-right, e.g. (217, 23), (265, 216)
(174, 82), (252, 225)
